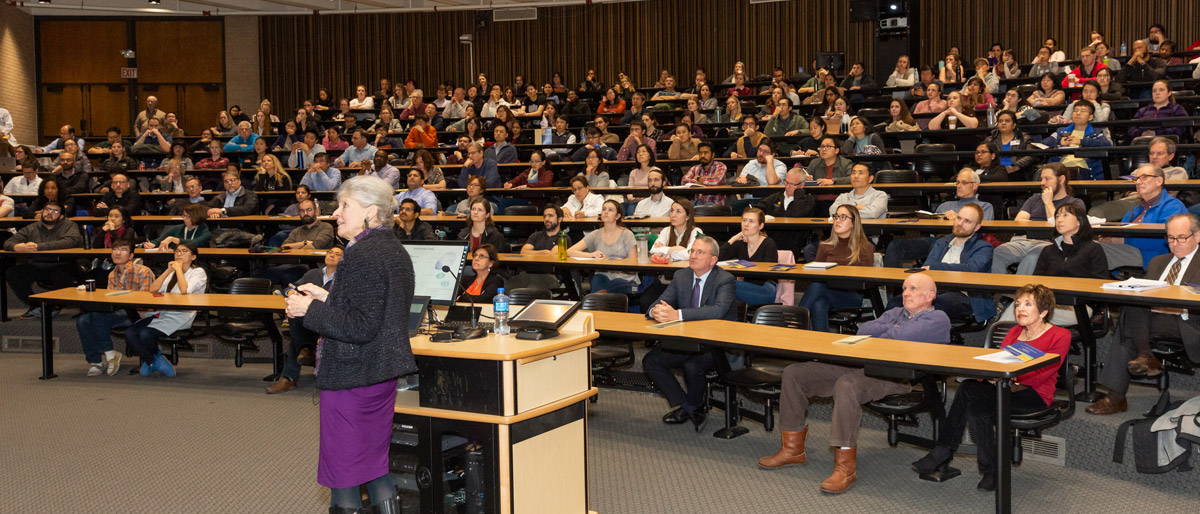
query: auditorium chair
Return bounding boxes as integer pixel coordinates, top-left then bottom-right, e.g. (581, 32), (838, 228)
(693, 204), (732, 217)
(503, 205), (539, 216)
(582, 293), (634, 396)
(206, 277), (275, 368)
(856, 107), (890, 126)
(984, 321), (1078, 465)
(505, 287), (551, 305)
(713, 305), (810, 439)
(914, 143), (958, 181)
(874, 169), (921, 216)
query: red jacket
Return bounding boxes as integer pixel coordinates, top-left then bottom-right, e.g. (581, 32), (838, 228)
(1002, 325), (1071, 407)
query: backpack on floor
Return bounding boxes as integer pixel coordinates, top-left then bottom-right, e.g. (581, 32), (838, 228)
(1112, 390), (1195, 474)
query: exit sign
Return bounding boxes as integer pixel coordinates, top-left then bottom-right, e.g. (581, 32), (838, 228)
(121, 67), (138, 79)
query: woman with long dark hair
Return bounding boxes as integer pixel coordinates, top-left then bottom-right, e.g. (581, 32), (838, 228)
(798, 205), (875, 332)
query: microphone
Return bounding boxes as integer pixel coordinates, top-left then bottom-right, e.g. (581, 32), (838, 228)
(442, 264), (477, 329)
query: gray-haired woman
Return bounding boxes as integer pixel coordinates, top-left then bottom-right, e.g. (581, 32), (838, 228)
(284, 175), (416, 513)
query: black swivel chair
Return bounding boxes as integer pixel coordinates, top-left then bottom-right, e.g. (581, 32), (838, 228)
(582, 293), (634, 397)
(206, 277), (276, 368)
(505, 287), (552, 305)
(713, 305), (810, 439)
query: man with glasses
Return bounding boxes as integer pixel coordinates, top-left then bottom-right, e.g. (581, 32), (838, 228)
(1099, 164), (1187, 269)
(642, 236), (738, 432)
(562, 176), (604, 219)
(4, 201), (85, 319)
(206, 168), (259, 218)
(755, 168), (816, 255)
(1095, 137), (1188, 220)
(1088, 213), (1200, 415)
(884, 168), (994, 268)
(458, 142), (501, 188)
(569, 127), (617, 162)
(93, 172), (142, 217)
(168, 177), (207, 216)
(396, 167), (437, 215)
(76, 239), (154, 376)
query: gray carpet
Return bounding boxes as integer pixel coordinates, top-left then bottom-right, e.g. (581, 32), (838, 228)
(2, 299), (1199, 513)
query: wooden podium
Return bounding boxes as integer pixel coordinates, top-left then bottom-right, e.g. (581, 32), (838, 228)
(391, 311), (597, 514)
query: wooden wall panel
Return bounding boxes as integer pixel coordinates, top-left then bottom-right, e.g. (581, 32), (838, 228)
(258, 1), (877, 112)
(917, 0), (1200, 70)
(40, 86), (84, 139)
(87, 86), (130, 138)
(39, 21), (127, 84)
(135, 20), (225, 83)
(182, 85), (227, 136)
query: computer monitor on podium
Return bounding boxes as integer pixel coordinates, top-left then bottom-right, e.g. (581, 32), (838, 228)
(404, 240), (470, 305)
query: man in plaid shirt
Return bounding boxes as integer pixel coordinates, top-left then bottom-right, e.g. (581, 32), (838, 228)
(77, 239), (155, 377)
(682, 142), (727, 206)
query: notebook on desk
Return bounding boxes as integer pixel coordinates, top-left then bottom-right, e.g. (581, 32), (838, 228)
(0, 156), (15, 172)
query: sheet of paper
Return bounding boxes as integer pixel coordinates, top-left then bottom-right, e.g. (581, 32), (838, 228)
(974, 350), (1023, 363)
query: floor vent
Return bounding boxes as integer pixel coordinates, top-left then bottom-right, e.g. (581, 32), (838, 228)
(2, 336), (56, 354)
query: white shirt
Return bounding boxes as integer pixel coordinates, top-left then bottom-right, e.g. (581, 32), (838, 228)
(634, 194), (674, 217)
(0, 107), (16, 147)
(1157, 246), (1198, 320)
(830, 187), (889, 219)
(676, 267), (714, 320)
(942, 238), (966, 265)
(652, 226), (703, 261)
(4, 175), (42, 195)
(562, 192), (604, 217)
(145, 266), (208, 335)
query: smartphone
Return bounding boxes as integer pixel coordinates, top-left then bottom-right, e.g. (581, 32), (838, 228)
(904, 268), (924, 273)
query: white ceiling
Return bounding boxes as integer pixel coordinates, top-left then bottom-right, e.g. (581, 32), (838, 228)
(17, 0), (636, 16)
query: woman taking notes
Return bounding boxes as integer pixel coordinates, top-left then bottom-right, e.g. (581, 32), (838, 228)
(284, 176), (416, 514)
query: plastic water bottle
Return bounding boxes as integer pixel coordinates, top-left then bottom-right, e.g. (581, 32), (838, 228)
(1120, 42), (1127, 57)
(493, 288), (510, 335)
(986, 103), (996, 127)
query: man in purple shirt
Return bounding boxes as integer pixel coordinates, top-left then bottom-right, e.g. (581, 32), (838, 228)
(758, 272), (951, 494)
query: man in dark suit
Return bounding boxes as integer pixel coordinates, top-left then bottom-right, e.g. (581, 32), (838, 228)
(205, 168), (259, 218)
(1088, 213), (1200, 415)
(641, 236), (738, 431)
(754, 168), (815, 255)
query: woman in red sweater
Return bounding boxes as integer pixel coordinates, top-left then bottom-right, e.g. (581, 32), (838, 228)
(912, 284), (1070, 492)
(504, 150), (554, 189)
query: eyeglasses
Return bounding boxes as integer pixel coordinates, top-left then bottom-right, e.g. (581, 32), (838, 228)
(818, 145), (836, 150)
(832, 214), (853, 222)
(1134, 174), (1164, 182)
(42, 208), (61, 215)
(1166, 232), (1196, 244)
(224, 178), (239, 183)
(975, 150), (992, 154)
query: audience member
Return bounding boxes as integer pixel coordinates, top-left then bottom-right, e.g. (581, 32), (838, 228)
(206, 169), (259, 218)
(760, 272), (950, 494)
(798, 205), (876, 332)
(642, 236), (737, 431)
(458, 143), (502, 188)
(913, 284), (1068, 492)
(567, 200), (638, 292)
(720, 207), (780, 305)
(992, 163), (1085, 275)
(394, 199), (435, 241)
(681, 142), (728, 206)
(884, 169), (994, 268)
(76, 239), (155, 376)
(4, 200), (85, 319)
(457, 197), (509, 253)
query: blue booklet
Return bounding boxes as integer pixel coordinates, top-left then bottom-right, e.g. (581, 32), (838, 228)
(1004, 342), (1046, 361)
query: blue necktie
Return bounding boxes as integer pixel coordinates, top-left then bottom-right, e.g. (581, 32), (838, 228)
(691, 278), (702, 309)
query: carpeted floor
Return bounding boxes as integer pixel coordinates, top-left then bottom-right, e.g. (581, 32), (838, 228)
(0, 346), (1197, 513)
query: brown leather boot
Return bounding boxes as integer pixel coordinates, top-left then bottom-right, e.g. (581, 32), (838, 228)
(757, 427), (808, 469)
(820, 447), (857, 494)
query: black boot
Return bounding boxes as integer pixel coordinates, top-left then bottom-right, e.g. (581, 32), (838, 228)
(370, 493), (404, 514)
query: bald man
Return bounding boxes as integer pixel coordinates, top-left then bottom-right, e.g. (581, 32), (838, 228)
(134, 96), (167, 137)
(759, 272), (951, 494)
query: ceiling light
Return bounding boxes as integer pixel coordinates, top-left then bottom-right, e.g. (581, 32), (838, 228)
(38, 0), (51, 4)
(149, 0), (161, 4)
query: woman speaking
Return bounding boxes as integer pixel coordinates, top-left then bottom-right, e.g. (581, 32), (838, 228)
(284, 176), (416, 514)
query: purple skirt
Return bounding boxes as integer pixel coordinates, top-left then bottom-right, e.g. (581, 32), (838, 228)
(317, 379), (398, 488)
